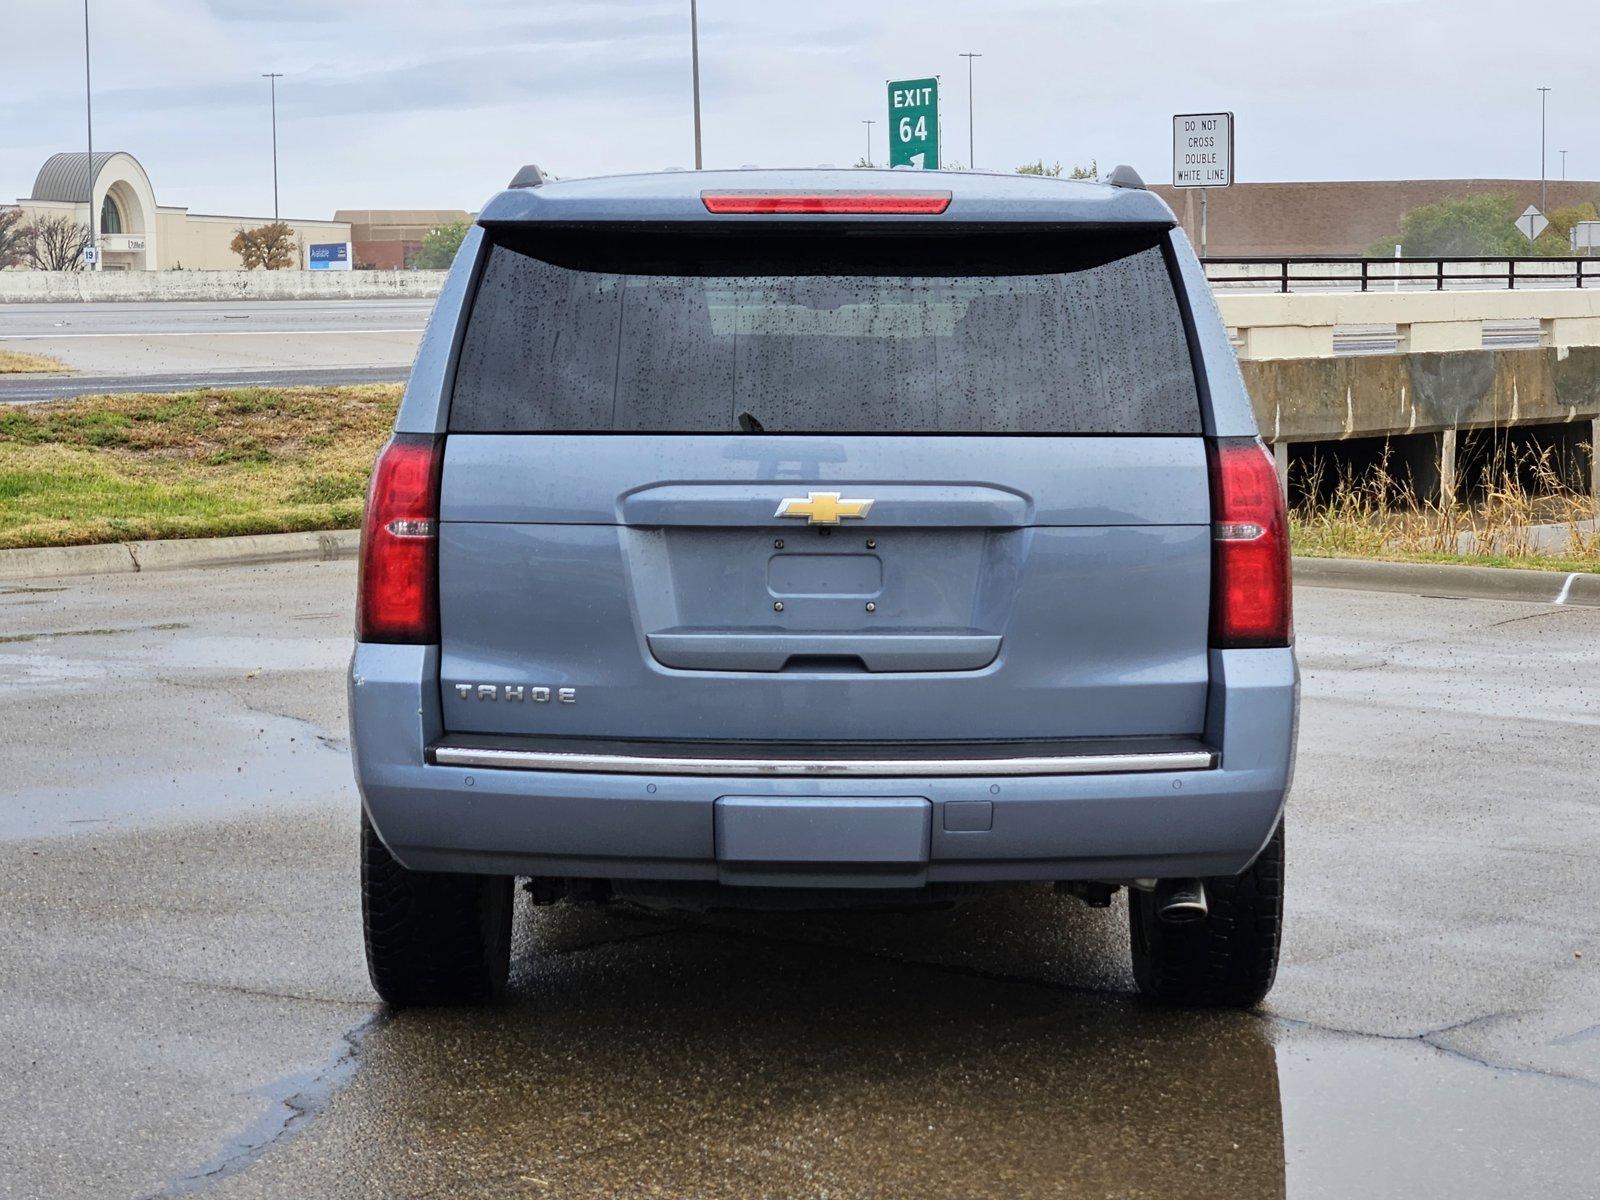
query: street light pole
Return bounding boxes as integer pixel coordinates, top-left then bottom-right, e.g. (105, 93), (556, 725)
(862, 119), (874, 167)
(83, 0), (95, 270)
(958, 52), (981, 168)
(1561, 149), (1569, 181)
(1538, 86), (1551, 215)
(263, 73), (283, 220)
(689, 0), (703, 169)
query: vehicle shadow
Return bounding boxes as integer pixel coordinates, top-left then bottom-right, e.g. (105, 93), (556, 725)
(243, 888), (1286, 1199)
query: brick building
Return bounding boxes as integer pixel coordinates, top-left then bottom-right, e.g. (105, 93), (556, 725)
(335, 209), (474, 270)
(1148, 179), (1600, 257)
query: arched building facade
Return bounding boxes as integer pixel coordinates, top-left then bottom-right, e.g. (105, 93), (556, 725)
(10, 151), (350, 271)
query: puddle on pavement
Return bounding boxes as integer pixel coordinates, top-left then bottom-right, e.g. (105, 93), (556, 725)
(192, 895), (1600, 1199)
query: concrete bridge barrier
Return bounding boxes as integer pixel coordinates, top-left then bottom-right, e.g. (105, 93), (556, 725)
(1217, 290), (1600, 360)
(0, 269), (447, 304)
(1218, 291), (1600, 506)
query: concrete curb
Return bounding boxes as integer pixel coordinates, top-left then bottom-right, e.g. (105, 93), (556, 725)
(1294, 556), (1600, 607)
(0, 529), (358, 582)
(1, 530), (1597, 606)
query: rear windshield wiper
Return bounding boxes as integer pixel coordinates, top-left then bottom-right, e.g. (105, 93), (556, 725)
(737, 411), (766, 434)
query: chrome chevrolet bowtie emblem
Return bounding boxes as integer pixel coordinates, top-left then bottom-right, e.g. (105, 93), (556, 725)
(775, 491), (875, 525)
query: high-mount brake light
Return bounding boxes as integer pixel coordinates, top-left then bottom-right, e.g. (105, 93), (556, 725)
(357, 434), (443, 644)
(1207, 438), (1293, 649)
(700, 191), (952, 215)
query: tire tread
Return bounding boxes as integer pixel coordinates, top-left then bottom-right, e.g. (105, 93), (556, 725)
(361, 814), (512, 1006)
(1130, 822), (1284, 1008)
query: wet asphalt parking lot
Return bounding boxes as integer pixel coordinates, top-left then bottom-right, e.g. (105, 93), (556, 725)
(1, 561), (1597, 1198)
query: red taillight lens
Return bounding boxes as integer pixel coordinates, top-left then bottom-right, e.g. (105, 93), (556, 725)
(357, 434), (442, 644)
(700, 191), (952, 215)
(1208, 438), (1292, 649)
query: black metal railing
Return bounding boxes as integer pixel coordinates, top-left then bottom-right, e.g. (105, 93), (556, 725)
(1201, 256), (1600, 293)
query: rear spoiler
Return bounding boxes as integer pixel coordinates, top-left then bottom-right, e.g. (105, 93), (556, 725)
(477, 170), (1177, 230)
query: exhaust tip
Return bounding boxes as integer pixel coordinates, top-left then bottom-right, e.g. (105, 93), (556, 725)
(1156, 879), (1209, 925)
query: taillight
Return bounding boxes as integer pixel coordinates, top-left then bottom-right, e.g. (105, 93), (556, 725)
(1207, 438), (1292, 648)
(700, 191), (952, 215)
(357, 434), (442, 643)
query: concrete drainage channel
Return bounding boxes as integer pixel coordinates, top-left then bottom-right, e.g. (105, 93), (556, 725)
(0, 527), (1597, 606)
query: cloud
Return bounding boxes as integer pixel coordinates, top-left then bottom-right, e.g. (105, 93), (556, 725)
(3, 0), (1595, 218)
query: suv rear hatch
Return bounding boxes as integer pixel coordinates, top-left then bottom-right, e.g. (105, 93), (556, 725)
(435, 216), (1212, 747)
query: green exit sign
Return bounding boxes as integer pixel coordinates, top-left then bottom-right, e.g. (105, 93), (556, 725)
(887, 77), (939, 170)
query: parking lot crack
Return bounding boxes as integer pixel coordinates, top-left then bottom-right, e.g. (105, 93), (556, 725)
(1272, 1010), (1600, 1091)
(152, 672), (346, 748)
(1486, 608), (1575, 630)
(123, 961), (372, 1009)
(139, 1013), (385, 1199)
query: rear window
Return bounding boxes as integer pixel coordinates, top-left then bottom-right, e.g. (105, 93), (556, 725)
(449, 227), (1201, 434)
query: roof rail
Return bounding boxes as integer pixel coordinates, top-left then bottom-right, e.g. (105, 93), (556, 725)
(508, 164), (547, 189)
(1106, 164), (1146, 190)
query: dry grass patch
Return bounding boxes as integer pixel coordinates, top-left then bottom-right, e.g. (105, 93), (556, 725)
(0, 384), (400, 548)
(1292, 443), (1600, 574)
(0, 349), (70, 374)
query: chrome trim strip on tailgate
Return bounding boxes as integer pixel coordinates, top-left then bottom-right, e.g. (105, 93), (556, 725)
(430, 745), (1217, 778)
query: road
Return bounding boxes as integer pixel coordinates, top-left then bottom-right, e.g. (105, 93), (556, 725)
(0, 298), (1549, 403)
(0, 299), (426, 400)
(1, 562), (1596, 1198)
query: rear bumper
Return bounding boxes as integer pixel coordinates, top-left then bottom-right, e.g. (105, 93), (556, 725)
(349, 644), (1297, 886)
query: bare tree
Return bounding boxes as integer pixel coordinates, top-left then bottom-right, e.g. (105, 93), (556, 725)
(230, 222), (299, 270)
(0, 207), (28, 269)
(21, 214), (92, 271)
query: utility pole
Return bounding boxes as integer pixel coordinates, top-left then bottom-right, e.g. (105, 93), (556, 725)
(689, 0), (703, 169)
(1538, 86), (1551, 215)
(862, 119), (874, 167)
(263, 73), (283, 220)
(958, 52), (981, 168)
(83, 0), (96, 270)
(1561, 149), (1569, 181)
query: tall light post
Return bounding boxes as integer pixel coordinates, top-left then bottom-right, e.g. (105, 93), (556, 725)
(689, 0), (703, 169)
(862, 119), (874, 167)
(83, 0), (95, 270)
(958, 52), (981, 168)
(1538, 86), (1551, 214)
(263, 72), (283, 220)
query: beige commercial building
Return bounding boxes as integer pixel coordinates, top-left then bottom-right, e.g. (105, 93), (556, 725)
(8, 151), (350, 271)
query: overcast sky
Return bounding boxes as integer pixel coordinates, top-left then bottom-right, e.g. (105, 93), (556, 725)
(3, 0), (1593, 219)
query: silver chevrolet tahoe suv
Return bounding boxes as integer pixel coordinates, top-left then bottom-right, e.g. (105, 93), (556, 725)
(350, 165), (1297, 1009)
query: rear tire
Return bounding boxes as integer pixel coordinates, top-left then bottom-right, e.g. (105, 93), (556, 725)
(1129, 820), (1284, 1008)
(361, 813), (513, 1006)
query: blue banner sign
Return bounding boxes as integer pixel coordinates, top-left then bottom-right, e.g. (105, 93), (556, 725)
(308, 242), (352, 271)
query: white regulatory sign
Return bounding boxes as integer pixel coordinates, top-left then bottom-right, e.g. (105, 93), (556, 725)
(1173, 112), (1234, 188)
